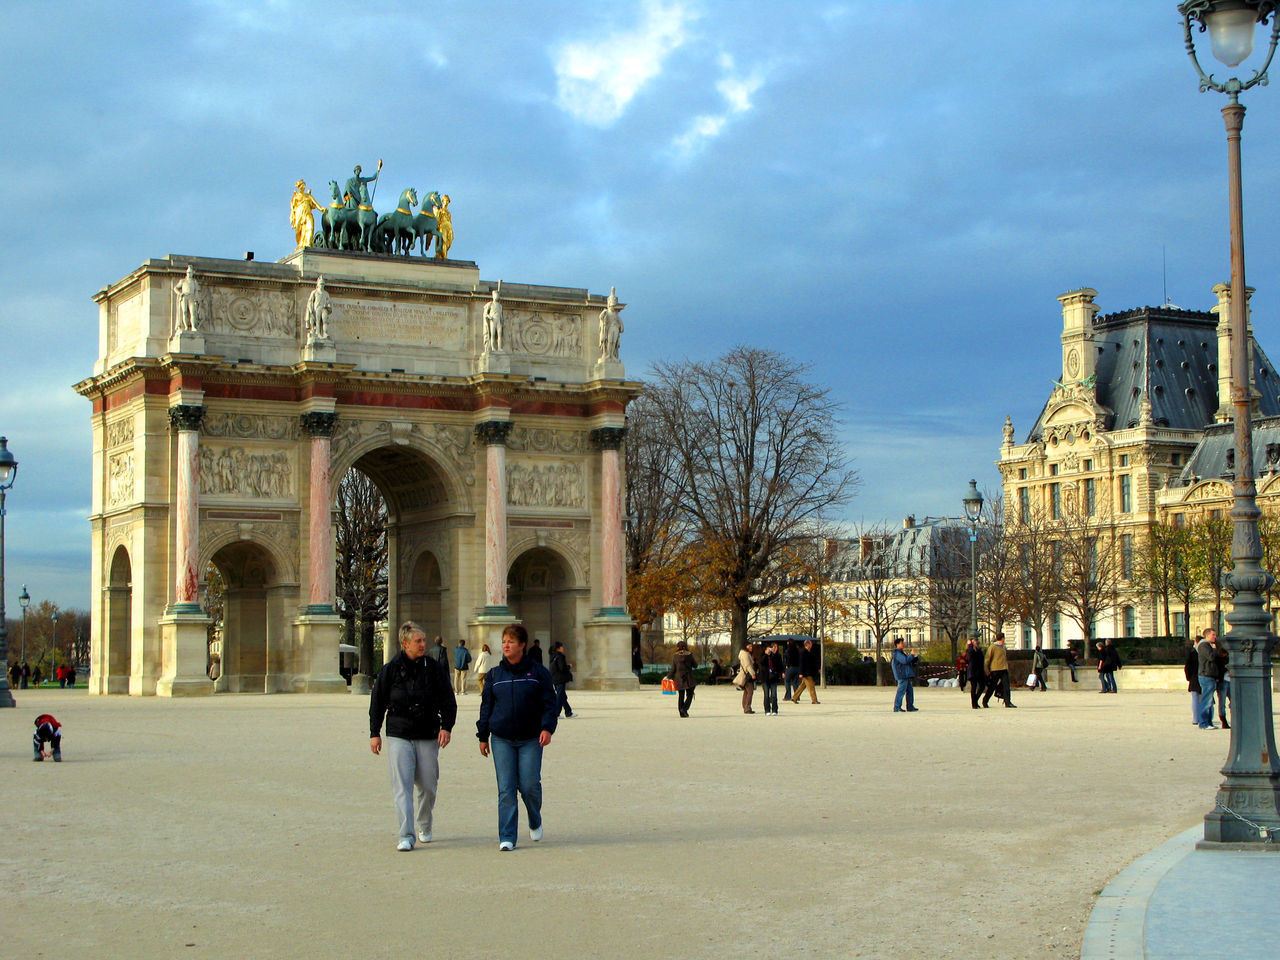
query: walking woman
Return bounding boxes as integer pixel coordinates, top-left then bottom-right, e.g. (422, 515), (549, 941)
(667, 640), (698, 717)
(474, 643), (493, 694)
(761, 640), (784, 715)
(369, 621), (457, 852)
(477, 624), (558, 851)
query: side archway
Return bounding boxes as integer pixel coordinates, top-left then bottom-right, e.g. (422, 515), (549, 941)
(104, 545), (132, 694)
(508, 546), (585, 656)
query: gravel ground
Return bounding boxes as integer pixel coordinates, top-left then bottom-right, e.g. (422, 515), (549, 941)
(1, 683), (1244, 960)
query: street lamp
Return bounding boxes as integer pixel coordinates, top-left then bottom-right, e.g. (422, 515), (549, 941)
(1179, 0), (1280, 845)
(19, 584), (29, 670)
(961, 480), (984, 643)
(0, 437), (17, 708)
(51, 610), (58, 676)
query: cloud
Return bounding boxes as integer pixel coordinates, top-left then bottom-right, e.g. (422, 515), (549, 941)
(553, 1), (696, 126)
(670, 52), (764, 159)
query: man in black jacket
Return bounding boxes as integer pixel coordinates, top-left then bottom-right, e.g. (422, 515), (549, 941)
(549, 641), (575, 719)
(370, 622), (457, 851)
(790, 639), (821, 705)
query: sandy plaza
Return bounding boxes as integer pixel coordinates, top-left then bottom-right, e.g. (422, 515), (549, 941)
(1, 683), (1251, 960)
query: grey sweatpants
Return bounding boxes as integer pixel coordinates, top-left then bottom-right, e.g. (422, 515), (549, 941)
(386, 737), (440, 841)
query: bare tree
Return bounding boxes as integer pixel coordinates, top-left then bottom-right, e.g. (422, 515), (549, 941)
(1131, 520), (1184, 636)
(774, 534), (852, 643)
(1054, 501), (1124, 644)
(1006, 506), (1061, 648)
(646, 347), (858, 650)
(977, 497), (1020, 643)
(926, 527), (975, 660)
(850, 527), (925, 685)
(335, 468), (388, 680)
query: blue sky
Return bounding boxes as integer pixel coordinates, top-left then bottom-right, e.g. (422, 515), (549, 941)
(3, 0), (1280, 611)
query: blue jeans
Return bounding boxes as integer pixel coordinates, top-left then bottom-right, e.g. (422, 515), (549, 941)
(489, 735), (543, 845)
(553, 683), (573, 717)
(1101, 670), (1117, 693)
(1216, 677), (1231, 722)
(1197, 676), (1218, 727)
(783, 667), (800, 700)
(894, 679), (915, 711)
(1067, 663), (1077, 682)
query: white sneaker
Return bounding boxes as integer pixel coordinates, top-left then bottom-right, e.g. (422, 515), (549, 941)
(499, 841), (515, 851)
(530, 824), (543, 842)
(418, 830), (432, 844)
(397, 838), (413, 852)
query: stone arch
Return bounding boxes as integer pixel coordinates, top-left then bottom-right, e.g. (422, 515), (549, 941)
(200, 524), (298, 587)
(331, 431), (474, 516)
(506, 532), (589, 588)
(209, 540), (288, 693)
(104, 544), (132, 694)
(404, 549), (445, 641)
(508, 545), (586, 656)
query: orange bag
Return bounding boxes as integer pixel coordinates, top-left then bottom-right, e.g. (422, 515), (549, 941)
(660, 677), (677, 694)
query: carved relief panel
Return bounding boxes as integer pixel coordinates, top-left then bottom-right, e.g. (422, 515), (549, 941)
(506, 459), (585, 509)
(506, 311), (584, 360)
(107, 451), (135, 507)
(198, 443), (294, 499)
(206, 287), (297, 338)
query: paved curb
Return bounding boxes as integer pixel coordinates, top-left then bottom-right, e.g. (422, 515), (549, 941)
(1079, 827), (1199, 960)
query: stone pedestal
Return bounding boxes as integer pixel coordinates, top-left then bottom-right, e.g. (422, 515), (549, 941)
(477, 351), (510, 374)
(302, 338), (336, 362)
(582, 615), (639, 690)
(593, 358), (625, 381)
(168, 331), (205, 355)
(156, 610), (214, 697)
(291, 614), (347, 693)
(469, 613), (519, 654)
(350, 674), (373, 695)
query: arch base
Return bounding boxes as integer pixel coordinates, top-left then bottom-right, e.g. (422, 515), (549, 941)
(156, 611), (214, 697)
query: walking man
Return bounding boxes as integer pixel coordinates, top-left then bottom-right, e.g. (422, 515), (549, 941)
(790, 638), (821, 705)
(965, 636), (986, 710)
(453, 639), (473, 696)
(549, 641), (575, 719)
(982, 633), (1016, 708)
(1196, 628), (1223, 729)
(891, 638), (920, 712)
(783, 640), (801, 701)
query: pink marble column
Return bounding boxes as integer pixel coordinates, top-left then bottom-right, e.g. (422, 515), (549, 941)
(301, 412), (338, 612)
(475, 421), (513, 614)
(592, 427), (627, 615)
(169, 405), (205, 610)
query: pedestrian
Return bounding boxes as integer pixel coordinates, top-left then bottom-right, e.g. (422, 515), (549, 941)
(982, 633), (1016, 708)
(549, 641), (575, 719)
(7, 662), (18, 688)
(33, 713), (62, 762)
(32, 666), (42, 687)
(529, 638), (544, 665)
(1184, 635), (1202, 725)
(783, 640), (801, 701)
(369, 621), (457, 851)
(428, 635), (449, 674)
(1100, 639), (1121, 693)
(1094, 642), (1108, 693)
(956, 648), (969, 691)
(474, 643), (493, 694)
(760, 640), (783, 716)
(735, 644), (757, 714)
(1064, 642), (1079, 683)
(891, 638), (920, 712)
(666, 640), (697, 718)
(789, 638), (821, 705)
(965, 636), (986, 710)
(67, 664), (76, 686)
(1031, 644), (1049, 692)
(477, 623), (558, 851)
(1214, 633), (1231, 730)
(631, 642), (643, 677)
(1195, 628), (1223, 729)
(453, 639), (473, 696)
(20, 661), (30, 689)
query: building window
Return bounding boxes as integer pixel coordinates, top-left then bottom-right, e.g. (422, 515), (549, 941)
(1022, 622), (1032, 646)
(1051, 483), (1062, 519)
(1085, 477), (1096, 516)
(1171, 453), (1182, 467)
(1051, 540), (1063, 577)
(1019, 487), (1030, 523)
(1120, 454), (1129, 467)
(1051, 614), (1061, 648)
(1123, 606), (1136, 638)
(1121, 534), (1133, 579)
(1019, 468), (1027, 480)
(1119, 475), (1132, 513)
(1084, 459), (1093, 471)
(1173, 512), (1185, 528)
(1050, 463), (1059, 477)
(1174, 611), (1187, 638)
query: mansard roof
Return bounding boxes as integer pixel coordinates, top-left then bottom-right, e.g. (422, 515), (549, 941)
(830, 517), (993, 580)
(1026, 305), (1280, 441)
(1172, 416), (1280, 487)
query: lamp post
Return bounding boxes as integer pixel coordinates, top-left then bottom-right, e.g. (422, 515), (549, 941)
(0, 437), (17, 708)
(19, 584), (29, 669)
(961, 480), (984, 643)
(1179, 0), (1280, 845)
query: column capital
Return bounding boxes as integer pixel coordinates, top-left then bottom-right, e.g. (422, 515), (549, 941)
(168, 404), (205, 432)
(475, 420), (514, 446)
(300, 411), (339, 438)
(590, 426), (627, 451)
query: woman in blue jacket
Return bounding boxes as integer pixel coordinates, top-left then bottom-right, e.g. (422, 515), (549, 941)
(477, 623), (559, 851)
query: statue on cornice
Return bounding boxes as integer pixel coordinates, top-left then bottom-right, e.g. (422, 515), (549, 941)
(174, 265), (202, 334)
(291, 179), (323, 249)
(483, 282), (505, 353)
(598, 286), (623, 361)
(1003, 415), (1014, 446)
(305, 275), (333, 341)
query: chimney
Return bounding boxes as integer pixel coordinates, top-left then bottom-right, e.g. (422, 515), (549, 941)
(860, 535), (874, 564)
(823, 538), (839, 563)
(1212, 281), (1258, 422)
(903, 515), (915, 529)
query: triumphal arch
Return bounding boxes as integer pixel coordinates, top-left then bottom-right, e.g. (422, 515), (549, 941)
(75, 245), (639, 695)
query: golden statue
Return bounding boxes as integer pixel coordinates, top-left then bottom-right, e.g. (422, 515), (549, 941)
(432, 193), (453, 259)
(290, 179), (323, 249)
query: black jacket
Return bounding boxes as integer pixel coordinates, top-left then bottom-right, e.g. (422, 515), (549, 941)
(762, 650), (785, 683)
(370, 651), (457, 740)
(966, 645), (986, 680)
(477, 656), (558, 742)
(549, 650), (573, 685)
(1184, 648), (1202, 692)
(799, 645), (821, 678)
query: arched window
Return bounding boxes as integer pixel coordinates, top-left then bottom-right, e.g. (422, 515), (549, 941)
(1123, 606), (1136, 638)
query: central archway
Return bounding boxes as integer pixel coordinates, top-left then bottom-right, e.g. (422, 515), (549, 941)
(508, 547), (580, 653)
(210, 541), (279, 692)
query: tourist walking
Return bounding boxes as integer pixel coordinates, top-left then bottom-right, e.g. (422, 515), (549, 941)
(1184, 636), (1202, 725)
(956, 648), (969, 691)
(477, 623), (558, 851)
(790, 638), (821, 705)
(549, 641), (575, 718)
(1195, 629), (1223, 729)
(783, 640), (801, 701)
(1099, 639), (1121, 693)
(666, 640), (697, 718)
(982, 633), (1015, 708)
(1064, 642), (1079, 683)
(736, 644), (757, 714)
(1214, 633), (1231, 729)
(453, 639), (473, 695)
(1031, 645), (1049, 692)
(529, 638), (544, 665)
(965, 637), (986, 709)
(474, 643), (493, 694)
(891, 638), (920, 712)
(429, 636), (449, 674)
(761, 640), (783, 715)
(369, 621), (457, 851)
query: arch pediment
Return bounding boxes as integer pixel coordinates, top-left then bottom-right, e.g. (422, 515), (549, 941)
(1182, 479), (1232, 504)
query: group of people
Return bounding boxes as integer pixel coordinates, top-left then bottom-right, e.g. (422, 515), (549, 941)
(1187, 628), (1232, 730)
(957, 633), (1018, 708)
(369, 622), (561, 852)
(665, 637), (823, 717)
(8, 661), (80, 689)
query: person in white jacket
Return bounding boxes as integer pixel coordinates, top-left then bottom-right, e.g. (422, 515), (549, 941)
(474, 643), (494, 694)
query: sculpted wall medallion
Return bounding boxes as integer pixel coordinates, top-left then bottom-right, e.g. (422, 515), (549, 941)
(107, 451), (135, 507)
(506, 459), (585, 508)
(198, 443), (294, 498)
(509, 312), (583, 359)
(202, 412), (301, 442)
(207, 287), (296, 338)
(506, 427), (588, 455)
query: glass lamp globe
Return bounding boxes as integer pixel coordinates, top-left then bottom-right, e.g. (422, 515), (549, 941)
(1207, 4), (1260, 66)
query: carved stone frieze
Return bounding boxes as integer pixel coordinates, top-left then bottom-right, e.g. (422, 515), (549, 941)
(198, 443), (293, 498)
(105, 417), (134, 449)
(507, 426), (588, 454)
(507, 459), (585, 508)
(508, 311), (583, 359)
(107, 451), (135, 507)
(203, 411), (302, 442)
(207, 286), (297, 338)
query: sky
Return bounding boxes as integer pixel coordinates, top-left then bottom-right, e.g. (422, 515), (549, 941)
(3, 0), (1280, 613)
